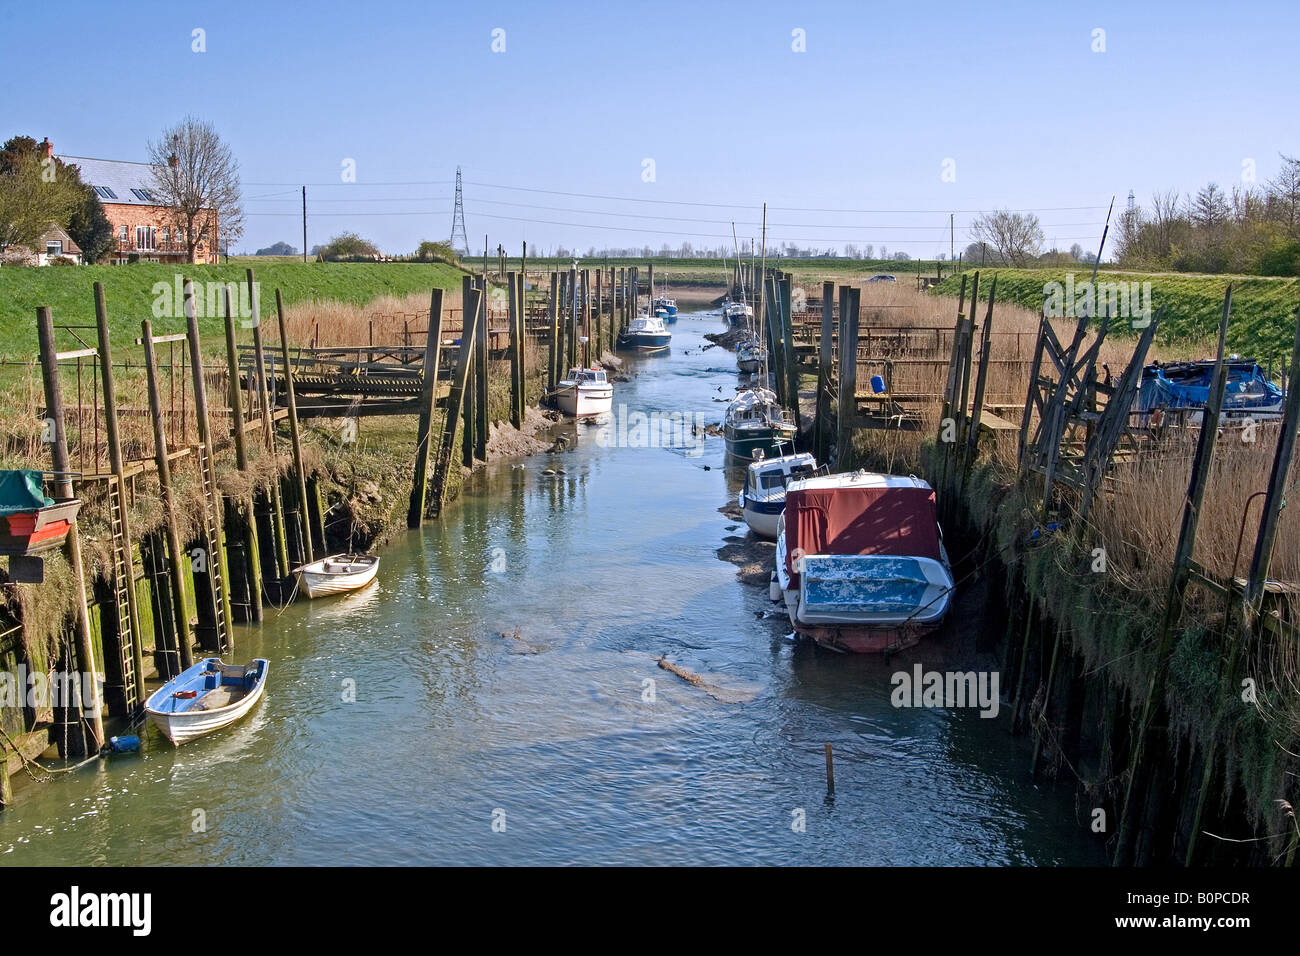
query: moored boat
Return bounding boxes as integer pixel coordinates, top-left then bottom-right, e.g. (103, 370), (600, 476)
(555, 365), (614, 416)
(723, 387), (796, 461)
(294, 553), (380, 598)
(772, 472), (954, 653)
(617, 312), (672, 352)
(653, 296), (678, 321)
(739, 450), (817, 539)
(1137, 358), (1285, 424)
(144, 657), (269, 745)
(736, 335), (767, 374)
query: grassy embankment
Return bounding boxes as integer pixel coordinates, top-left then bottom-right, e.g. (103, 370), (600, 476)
(930, 268), (1300, 362)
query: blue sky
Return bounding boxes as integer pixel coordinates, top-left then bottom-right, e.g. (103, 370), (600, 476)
(4, 0), (1296, 257)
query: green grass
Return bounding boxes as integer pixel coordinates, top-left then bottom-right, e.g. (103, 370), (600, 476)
(929, 268), (1300, 362)
(0, 261), (468, 363)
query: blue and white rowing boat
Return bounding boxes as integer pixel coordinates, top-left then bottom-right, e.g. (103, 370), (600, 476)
(144, 658), (269, 745)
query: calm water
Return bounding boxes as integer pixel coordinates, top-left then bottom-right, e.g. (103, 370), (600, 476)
(0, 313), (1104, 866)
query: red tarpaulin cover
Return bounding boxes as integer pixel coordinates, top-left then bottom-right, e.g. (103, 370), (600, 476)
(785, 485), (941, 582)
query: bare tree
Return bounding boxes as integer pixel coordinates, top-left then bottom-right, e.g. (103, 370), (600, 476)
(969, 210), (1043, 266)
(1268, 153), (1300, 237)
(148, 116), (242, 262)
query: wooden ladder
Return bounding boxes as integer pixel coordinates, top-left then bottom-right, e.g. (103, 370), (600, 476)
(107, 478), (138, 712)
(196, 442), (231, 654)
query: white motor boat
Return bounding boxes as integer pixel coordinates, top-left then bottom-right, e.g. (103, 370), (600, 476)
(739, 450), (817, 539)
(294, 553), (380, 599)
(556, 365), (614, 416)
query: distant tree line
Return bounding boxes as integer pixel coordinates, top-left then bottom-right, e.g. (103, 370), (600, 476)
(1115, 156), (1300, 275)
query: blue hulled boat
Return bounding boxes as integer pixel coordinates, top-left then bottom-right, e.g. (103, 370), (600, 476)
(617, 313), (672, 352)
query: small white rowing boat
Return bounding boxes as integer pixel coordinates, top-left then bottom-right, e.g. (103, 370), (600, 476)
(294, 553), (380, 599)
(145, 658), (268, 745)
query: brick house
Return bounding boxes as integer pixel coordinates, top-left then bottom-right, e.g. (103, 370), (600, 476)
(46, 139), (219, 265)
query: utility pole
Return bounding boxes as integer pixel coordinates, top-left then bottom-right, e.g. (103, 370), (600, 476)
(302, 187), (308, 263)
(950, 213), (954, 264)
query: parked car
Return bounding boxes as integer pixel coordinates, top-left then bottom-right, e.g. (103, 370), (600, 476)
(865, 274), (897, 283)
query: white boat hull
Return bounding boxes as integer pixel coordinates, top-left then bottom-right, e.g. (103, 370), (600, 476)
(556, 384), (613, 417)
(295, 554), (380, 598)
(147, 679), (266, 745)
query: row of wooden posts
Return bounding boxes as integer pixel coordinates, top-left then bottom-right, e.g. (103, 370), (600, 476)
(30, 270), (332, 757)
(928, 275), (1300, 864)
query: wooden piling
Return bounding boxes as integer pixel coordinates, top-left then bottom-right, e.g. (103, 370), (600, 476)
(815, 280), (834, 463)
(779, 273), (801, 432)
(547, 271), (560, 393)
(140, 318), (194, 673)
(184, 279), (233, 653)
(825, 743), (835, 795)
(223, 287), (263, 622)
(462, 275), (477, 465)
(408, 288), (445, 527)
(432, 287), (481, 515)
(93, 283), (146, 708)
(36, 308), (104, 752)
(508, 274), (523, 429)
(474, 277), (489, 463)
(274, 289), (314, 566)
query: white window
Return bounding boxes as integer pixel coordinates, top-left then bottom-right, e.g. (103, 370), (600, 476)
(120, 225), (128, 242)
(135, 226), (157, 250)
(46, 240), (62, 256)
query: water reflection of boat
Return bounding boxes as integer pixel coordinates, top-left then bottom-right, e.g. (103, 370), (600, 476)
(617, 313), (672, 352)
(739, 450), (817, 539)
(145, 658), (269, 745)
(294, 553), (380, 598)
(772, 472), (954, 653)
(555, 365), (613, 416)
(724, 387), (796, 461)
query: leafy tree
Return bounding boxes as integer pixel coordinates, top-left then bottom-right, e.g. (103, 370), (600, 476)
(0, 136), (83, 255)
(415, 240), (457, 263)
(255, 241), (298, 256)
(320, 231), (380, 260)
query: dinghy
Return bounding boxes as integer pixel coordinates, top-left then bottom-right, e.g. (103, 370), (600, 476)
(294, 553), (380, 598)
(144, 658), (268, 745)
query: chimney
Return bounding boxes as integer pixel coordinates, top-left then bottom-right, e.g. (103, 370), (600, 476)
(40, 137), (53, 159)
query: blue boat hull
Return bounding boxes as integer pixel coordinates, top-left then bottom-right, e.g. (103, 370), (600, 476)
(618, 331), (672, 351)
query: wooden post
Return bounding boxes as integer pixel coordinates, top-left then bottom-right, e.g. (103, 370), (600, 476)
(963, 277), (998, 475)
(582, 269), (592, 366)
(475, 277), (489, 462)
(462, 275), (476, 465)
(1114, 290), (1233, 866)
(568, 265), (578, 370)
(547, 272), (560, 393)
(94, 283), (147, 702)
(36, 308), (104, 752)
(836, 286), (859, 465)
(140, 318), (194, 673)
(766, 273), (786, 401)
(594, 268), (603, 360)
(815, 280), (834, 463)
(248, 269), (290, 580)
(435, 287), (481, 513)
(1245, 300), (1300, 607)
(223, 287), (263, 622)
(185, 278), (233, 652)
(508, 273), (523, 428)
(409, 289), (445, 527)
(824, 743), (835, 795)
(275, 289), (314, 565)
(780, 273), (801, 431)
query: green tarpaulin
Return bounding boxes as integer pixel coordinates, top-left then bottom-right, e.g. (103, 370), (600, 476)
(0, 469), (53, 516)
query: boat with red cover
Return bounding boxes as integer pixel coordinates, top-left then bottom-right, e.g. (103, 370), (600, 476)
(771, 471), (953, 653)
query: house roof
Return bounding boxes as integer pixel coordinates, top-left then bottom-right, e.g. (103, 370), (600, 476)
(57, 154), (166, 206)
